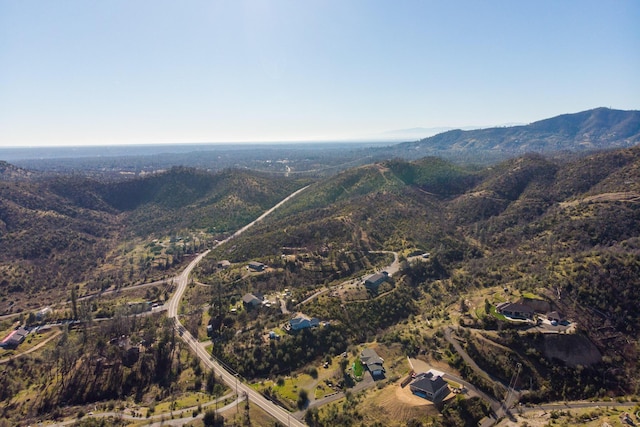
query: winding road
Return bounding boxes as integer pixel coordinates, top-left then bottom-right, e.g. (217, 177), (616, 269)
(167, 186), (310, 427)
(297, 250), (401, 307)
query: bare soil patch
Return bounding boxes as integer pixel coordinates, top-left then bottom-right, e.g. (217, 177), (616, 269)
(559, 191), (640, 208)
(362, 384), (439, 425)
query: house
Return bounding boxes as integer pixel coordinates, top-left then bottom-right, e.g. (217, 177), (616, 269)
(547, 311), (565, 324)
(268, 331), (280, 340)
(360, 348), (385, 377)
(242, 293), (262, 307)
(36, 307), (52, 321)
(248, 261), (266, 272)
(364, 271), (389, 291)
(289, 313), (320, 331)
(496, 302), (534, 320)
(0, 327), (29, 349)
(409, 370), (449, 402)
(127, 301), (152, 314)
(217, 260), (231, 269)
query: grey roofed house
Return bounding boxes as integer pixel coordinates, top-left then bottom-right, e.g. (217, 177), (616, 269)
(547, 311), (565, 323)
(0, 327), (29, 349)
(248, 261), (266, 271)
(289, 313), (320, 331)
(242, 293), (262, 307)
(360, 348), (385, 377)
(496, 302), (534, 319)
(217, 260), (231, 269)
(364, 271), (389, 291)
(409, 370), (449, 401)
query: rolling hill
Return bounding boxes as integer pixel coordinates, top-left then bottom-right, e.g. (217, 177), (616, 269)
(1, 140), (640, 408)
(0, 167), (310, 314)
(393, 107), (640, 158)
(200, 145), (640, 397)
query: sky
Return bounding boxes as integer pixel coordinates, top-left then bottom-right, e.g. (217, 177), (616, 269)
(1, 1), (639, 147)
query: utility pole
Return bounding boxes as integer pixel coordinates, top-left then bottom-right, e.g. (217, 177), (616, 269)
(236, 373), (239, 415)
(504, 362), (522, 411)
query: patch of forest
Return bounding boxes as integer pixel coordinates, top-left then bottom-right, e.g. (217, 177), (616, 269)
(0, 167), (311, 315)
(193, 146), (640, 400)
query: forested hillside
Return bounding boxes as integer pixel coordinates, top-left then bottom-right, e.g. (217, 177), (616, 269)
(0, 167), (310, 314)
(2, 145), (640, 425)
(393, 107), (640, 158)
(198, 146), (640, 398)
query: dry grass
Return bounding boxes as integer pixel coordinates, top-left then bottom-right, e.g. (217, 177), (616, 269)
(357, 383), (440, 426)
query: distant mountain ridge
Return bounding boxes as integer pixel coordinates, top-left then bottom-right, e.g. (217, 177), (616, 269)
(397, 108), (640, 154)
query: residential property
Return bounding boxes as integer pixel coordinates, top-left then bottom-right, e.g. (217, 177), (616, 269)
(409, 370), (450, 402)
(268, 331), (280, 340)
(127, 301), (152, 314)
(217, 260), (231, 269)
(496, 302), (534, 320)
(289, 313), (320, 331)
(248, 261), (266, 272)
(0, 327), (29, 349)
(364, 271), (389, 291)
(547, 311), (566, 324)
(36, 306), (52, 321)
(360, 348), (385, 377)
(242, 293), (263, 307)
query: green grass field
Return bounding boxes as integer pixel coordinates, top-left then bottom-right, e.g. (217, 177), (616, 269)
(353, 359), (364, 378)
(490, 305), (507, 320)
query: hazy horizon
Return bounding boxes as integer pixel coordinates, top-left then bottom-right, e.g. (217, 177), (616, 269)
(1, 1), (639, 147)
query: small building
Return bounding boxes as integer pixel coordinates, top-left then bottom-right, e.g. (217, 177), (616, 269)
(127, 301), (152, 314)
(360, 348), (385, 377)
(1, 327), (29, 349)
(364, 271), (389, 291)
(496, 302), (534, 320)
(547, 311), (565, 324)
(409, 370), (449, 402)
(289, 313), (320, 331)
(248, 261), (266, 272)
(268, 331), (280, 340)
(217, 260), (231, 269)
(36, 307), (52, 321)
(242, 293), (262, 307)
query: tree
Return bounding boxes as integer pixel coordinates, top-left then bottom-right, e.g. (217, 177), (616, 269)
(297, 389), (309, 409)
(203, 409), (225, 427)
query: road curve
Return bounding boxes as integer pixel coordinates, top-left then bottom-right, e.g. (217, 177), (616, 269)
(167, 186), (310, 427)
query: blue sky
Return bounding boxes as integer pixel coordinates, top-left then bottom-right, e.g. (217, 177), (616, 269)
(1, 1), (639, 146)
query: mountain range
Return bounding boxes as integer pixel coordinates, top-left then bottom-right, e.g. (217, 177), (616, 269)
(1, 107), (640, 425)
(392, 107), (640, 156)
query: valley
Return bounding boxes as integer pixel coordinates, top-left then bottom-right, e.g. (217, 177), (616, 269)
(1, 111), (640, 426)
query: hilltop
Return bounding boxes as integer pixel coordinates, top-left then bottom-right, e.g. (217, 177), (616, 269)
(199, 146), (640, 404)
(392, 107), (640, 158)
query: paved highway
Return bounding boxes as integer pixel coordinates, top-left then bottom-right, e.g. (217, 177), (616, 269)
(166, 186), (310, 427)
